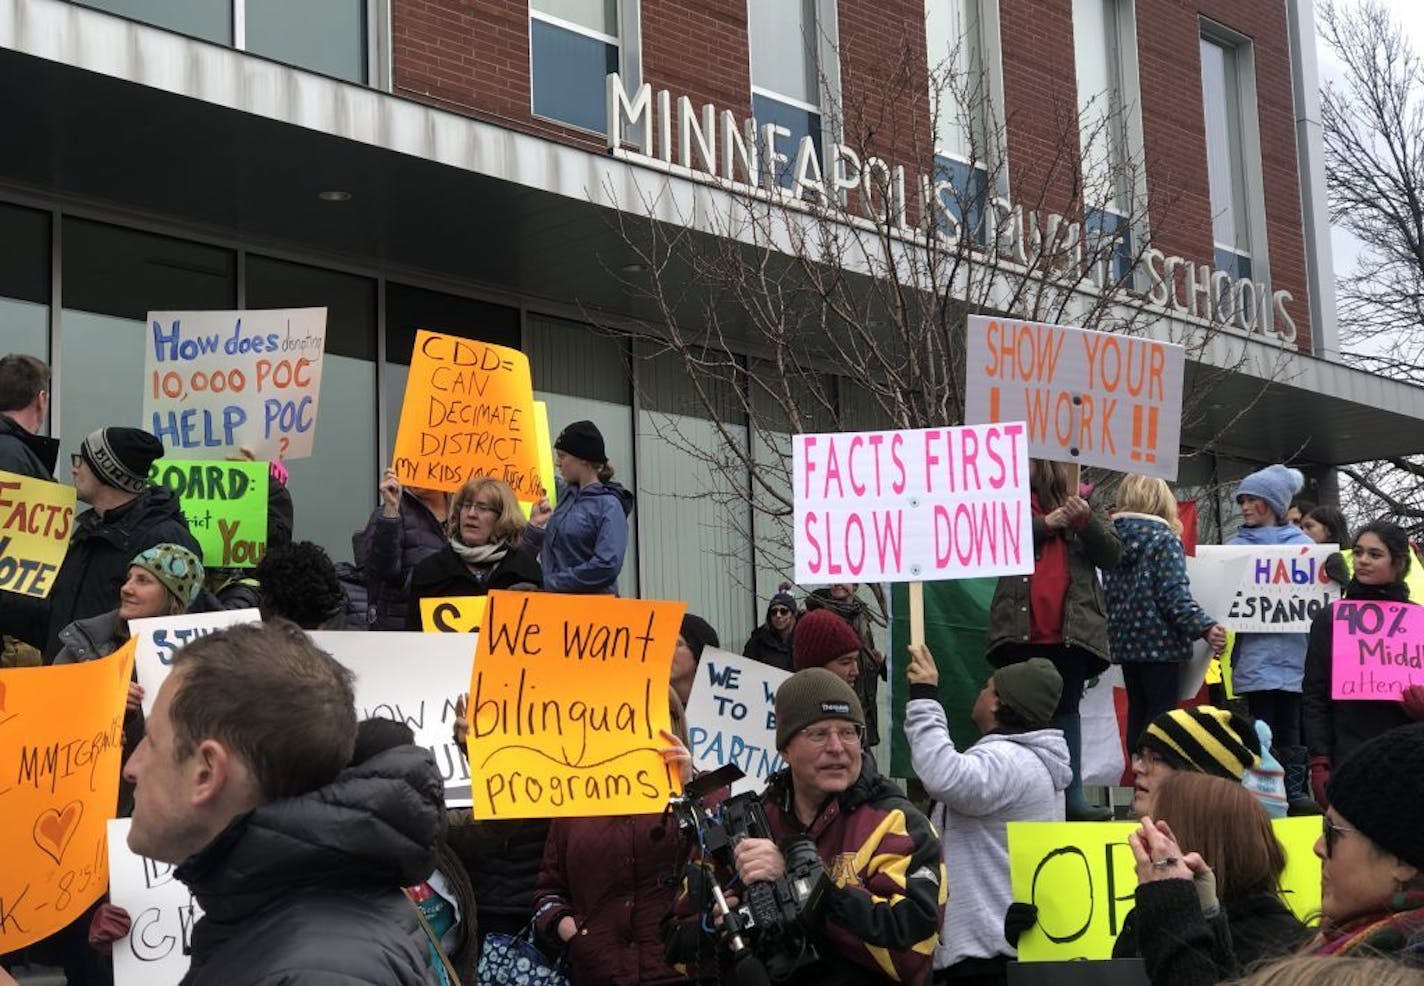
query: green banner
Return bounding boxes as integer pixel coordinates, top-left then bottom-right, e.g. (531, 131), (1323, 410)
(888, 578), (997, 778)
(148, 459), (269, 568)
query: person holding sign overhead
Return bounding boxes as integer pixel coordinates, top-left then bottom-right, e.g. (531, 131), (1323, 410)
(358, 467), (449, 630)
(986, 459), (1122, 820)
(405, 477), (541, 627)
(528, 420), (633, 594)
(1302, 520), (1420, 808)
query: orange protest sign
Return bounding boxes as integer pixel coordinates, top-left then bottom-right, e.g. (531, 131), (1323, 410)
(391, 330), (543, 498)
(0, 639), (135, 950)
(467, 590), (686, 819)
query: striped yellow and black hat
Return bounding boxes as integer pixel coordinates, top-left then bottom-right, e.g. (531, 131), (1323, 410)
(1140, 706), (1261, 781)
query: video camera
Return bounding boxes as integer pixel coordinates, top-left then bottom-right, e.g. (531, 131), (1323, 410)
(663, 764), (829, 984)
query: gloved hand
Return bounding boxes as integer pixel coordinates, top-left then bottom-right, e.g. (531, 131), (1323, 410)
(1004, 902), (1038, 947)
(87, 902), (132, 954)
(1309, 756), (1331, 809)
(1402, 685), (1424, 722)
(1191, 861), (1219, 918)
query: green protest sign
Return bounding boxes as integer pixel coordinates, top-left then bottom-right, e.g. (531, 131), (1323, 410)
(148, 460), (269, 568)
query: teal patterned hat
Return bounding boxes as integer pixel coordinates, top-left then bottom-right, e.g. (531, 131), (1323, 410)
(130, 543), (204, 606)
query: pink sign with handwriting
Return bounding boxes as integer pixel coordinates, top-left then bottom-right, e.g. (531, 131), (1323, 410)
(1331, 600), (1424, 700)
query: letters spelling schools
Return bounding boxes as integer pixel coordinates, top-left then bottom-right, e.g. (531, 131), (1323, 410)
(1332, 600), (1424, 699)
(793, 423), (1032, 584)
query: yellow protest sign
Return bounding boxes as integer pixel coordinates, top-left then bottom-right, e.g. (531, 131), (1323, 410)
(0, 639), (135, 950)
(520, 400), (557, 520)
(0, 469), (76, 598)
(1008, 817), (1321, 961)
(420, 596), (487, 633)
(467, 590), (686, 819)
(391, 330), (543, 499)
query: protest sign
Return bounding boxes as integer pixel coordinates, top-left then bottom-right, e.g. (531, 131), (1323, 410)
(1187, 545), (1340, 633)
(143, 308), (327, 460)
(519, 400), (558, 520)
(1331, 600), (1424, 699)
(964, 316), (1186, 481)
(792, 423), (1033, 584)
(468, 590), (686, 818)
(420, 596), (488, 634)
(685, 648), (790, 795)
(106, 818), (201, 986)
(391, 330), (543, 498)
(313, 631), (479, 807)
(148, 460), (269, 568)
(1008, 817), (1321, 961)
(0, 469), (75, 598)
(0, 643), (134, 951)
(132, 610), (262, 716)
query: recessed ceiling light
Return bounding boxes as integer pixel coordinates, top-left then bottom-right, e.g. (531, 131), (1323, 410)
(318, 190), (352, 202)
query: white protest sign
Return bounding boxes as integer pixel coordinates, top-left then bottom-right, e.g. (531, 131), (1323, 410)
(143, 308), (327, 460)
(685, 648), (790, 795)
(1187, 545), (1341, 634)
(793, 423), (1032, 584)
(311, 631), (477, 807)
(964, 315), (1186, 480)
(106, 819), (201, 986)
(132, 609), (262, 716)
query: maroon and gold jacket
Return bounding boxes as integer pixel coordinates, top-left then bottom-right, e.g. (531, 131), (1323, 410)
(668, 758), (946, 985)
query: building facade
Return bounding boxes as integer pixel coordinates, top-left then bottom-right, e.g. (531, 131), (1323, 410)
(0, 0), (1421, 645)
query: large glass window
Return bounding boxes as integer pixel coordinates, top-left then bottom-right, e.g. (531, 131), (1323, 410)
(1074, 0), (1134, 283)
(72, 0), (368, 84)
(1200, 35), (1253, 281)
(0, 203), (51, 388)
(245, 256), (377, 560)
(530, 0), (620, 133)
(59, 219), (236, 486)
(926, 0), (991, 241)
(749, 0), (823, 190)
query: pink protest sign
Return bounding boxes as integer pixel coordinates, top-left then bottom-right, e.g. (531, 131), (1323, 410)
(792, 423), (1033, 584)
(1331, 600), (1424, 700)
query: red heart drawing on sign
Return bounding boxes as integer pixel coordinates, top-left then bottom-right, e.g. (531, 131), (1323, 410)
(33, 800), (83, 865)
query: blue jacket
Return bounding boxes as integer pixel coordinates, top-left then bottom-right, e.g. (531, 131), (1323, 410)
(1227, 522), (1315, 692)
(537, 480), (634, 593)
(1106, 514), (1216, 664)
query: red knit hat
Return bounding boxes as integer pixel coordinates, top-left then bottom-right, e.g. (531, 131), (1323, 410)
(793, 609), (862, 671)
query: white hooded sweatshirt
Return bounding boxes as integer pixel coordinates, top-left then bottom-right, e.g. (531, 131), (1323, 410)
(905, 697), (1072, 969)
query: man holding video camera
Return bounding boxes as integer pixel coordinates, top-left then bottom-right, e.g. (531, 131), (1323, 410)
(666, 667), (945, 985)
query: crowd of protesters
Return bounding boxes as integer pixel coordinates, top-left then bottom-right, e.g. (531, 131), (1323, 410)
(4, 347), (1424, 986)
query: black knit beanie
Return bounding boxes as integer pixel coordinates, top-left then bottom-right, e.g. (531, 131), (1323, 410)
(1327, 723), (1424, 869)
(679, 614), (719, 662)
(80, 427), (163, 494)
(555, 420), (606, 464)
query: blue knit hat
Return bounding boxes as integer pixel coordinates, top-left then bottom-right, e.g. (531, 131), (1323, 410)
(130, 543), (205, 607)
(1236, 464), (1305, 522)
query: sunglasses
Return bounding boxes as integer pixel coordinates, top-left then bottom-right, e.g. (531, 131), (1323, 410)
(1323, 817), (1359, 857)
(769, 607), (792, 616)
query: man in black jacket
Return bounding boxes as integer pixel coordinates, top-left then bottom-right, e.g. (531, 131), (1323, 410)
(0, 426), (199, 660)
(123, 621), (445, 986)
(0, 353), (57, 480)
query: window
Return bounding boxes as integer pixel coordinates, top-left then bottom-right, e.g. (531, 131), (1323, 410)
(0, 203), (50, 378)
(73, 0), (369, 83)
(245, 256), (377, 557)
(749, 0), (825, 190)
(1073, 0), (1137, 284)
(530, 0), (622, 133)
(1200, 33), (1255, 281)
(926, 0), (994, 241)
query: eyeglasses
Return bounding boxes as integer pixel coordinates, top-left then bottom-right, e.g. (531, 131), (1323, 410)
(1131, 748), (1164, 771)
(800, 724), (865, 748)
(1323, 817), (1360, 857)
(458, 502), (501, 517)
(769, 607), (792, 616)
(70, 453), (83, 470)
